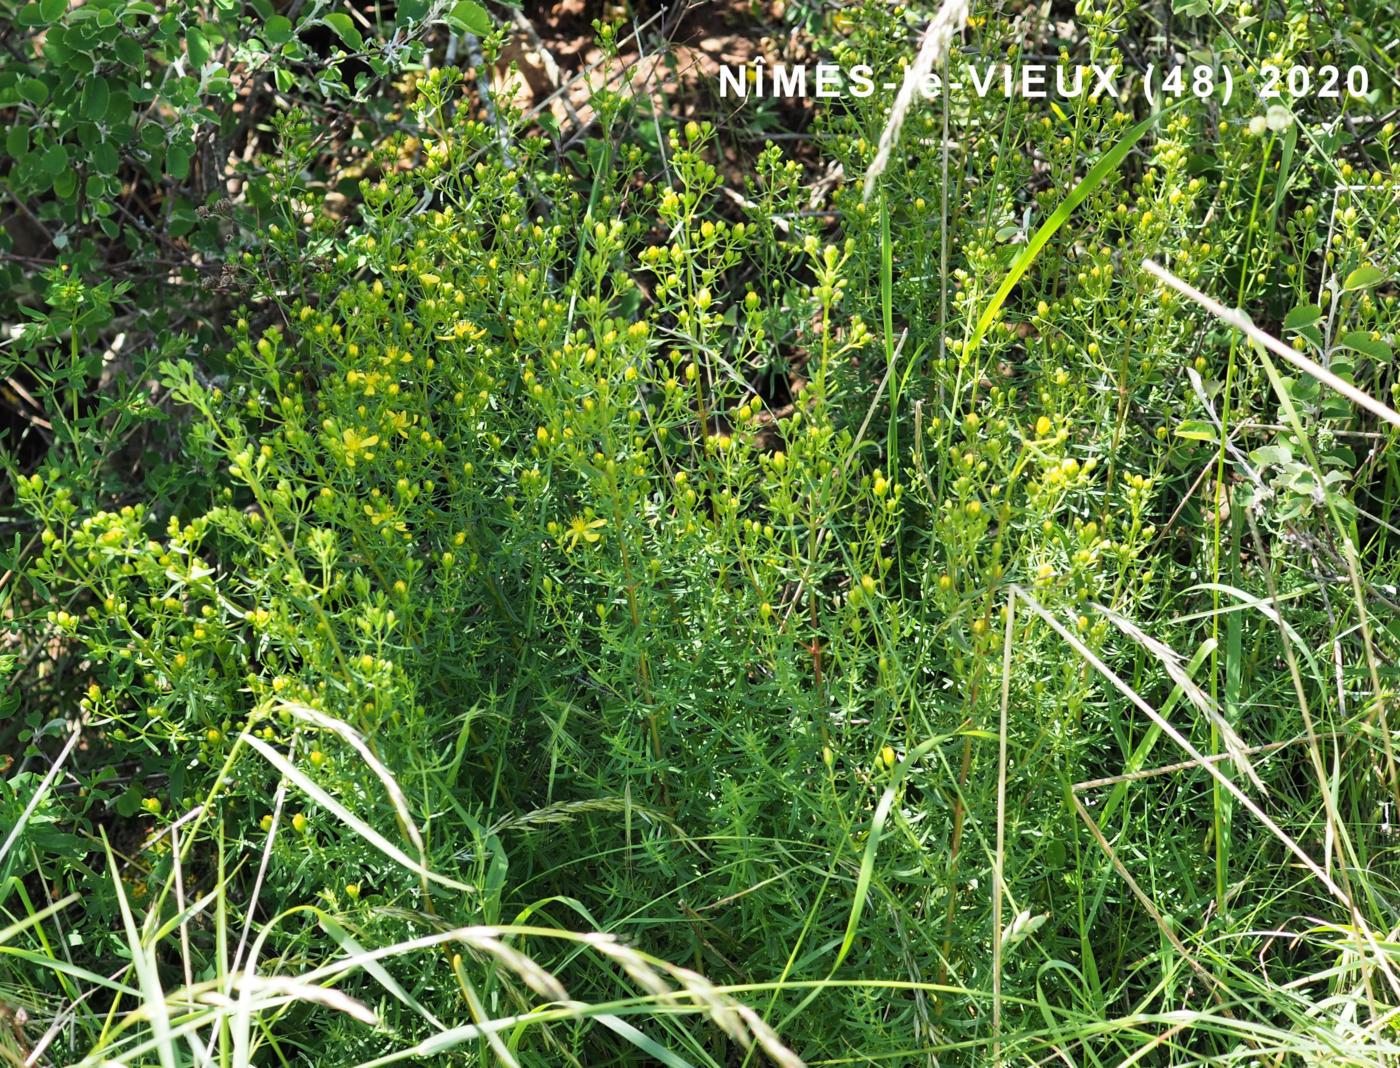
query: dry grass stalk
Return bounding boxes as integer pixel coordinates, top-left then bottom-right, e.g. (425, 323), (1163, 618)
(861, 0), (969, 202)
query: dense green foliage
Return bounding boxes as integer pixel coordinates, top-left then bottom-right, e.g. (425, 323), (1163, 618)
(4, 0), (1400, 1064)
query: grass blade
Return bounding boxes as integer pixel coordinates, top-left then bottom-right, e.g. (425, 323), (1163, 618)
(966, 109), (1165, 355)
(242, 734), (475, 894)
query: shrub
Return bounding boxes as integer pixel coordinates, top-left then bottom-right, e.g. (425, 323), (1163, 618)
(4, 0), (1400, 1063)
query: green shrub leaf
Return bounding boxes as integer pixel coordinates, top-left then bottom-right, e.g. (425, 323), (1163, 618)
(1174, 419), (1217, 442)
(186, 26), (211, 67)
(1343, 264), (1386, 291)
(322, 12), (363, 50)
(38, 141), (68, 176)
(1283, 303), (1322, 330)
(444, 0), (491, 34)
(19, 77), (50, 104)
(1336, 330), (1392, 361)
(264, 13), (293, 44)
(80, 75), (109, 120)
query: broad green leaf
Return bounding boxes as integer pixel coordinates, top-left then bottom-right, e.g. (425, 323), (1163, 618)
(1337, 329), (1392, 361)
(166, 141), (191, 179)
(19, 77), (50, 104)
(105, 89), (133, 123)
(1249, 444), (1292, 467)
(444, 0), (491, 34)
(1174, 419), (1217, 442)
(80, 74), (109, 120)
(1286, 466), (1318, 494)
(322, 12), (362, 50)
(114, 35), (143, 66)
(264, 13), (292, 43)
(1283, 303), (1322, 330)
(5, 125), (29, 160)
(1343, 264), (1385, 291)
(186, 26), (210, 66)
(39, 142), (68, 176)
(39, 0), (65, 22)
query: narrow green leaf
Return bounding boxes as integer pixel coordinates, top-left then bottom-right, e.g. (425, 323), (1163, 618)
(104, 834), (178, 1068)
(242, 734), (476, 894)
(594, 1015), (697, 1067)
(320, 916), (445, 1030)
(966, 107), (1166, 355)
(835, 734), (947, 969)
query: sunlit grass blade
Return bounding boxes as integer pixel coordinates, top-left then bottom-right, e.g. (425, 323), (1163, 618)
(242, 734), (475, 894)
(965, 108), (1167, 355)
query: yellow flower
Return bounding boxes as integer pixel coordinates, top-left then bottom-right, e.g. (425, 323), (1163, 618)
(563, 515), (606, 551)
(341, 428), (380, 461)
